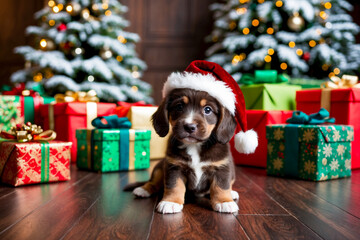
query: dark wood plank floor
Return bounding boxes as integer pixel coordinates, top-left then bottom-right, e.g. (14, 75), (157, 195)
(1, 161), (360, 240)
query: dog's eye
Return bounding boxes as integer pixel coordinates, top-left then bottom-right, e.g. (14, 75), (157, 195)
(175, 103), (184, 112)
(204, 106), (213, 115)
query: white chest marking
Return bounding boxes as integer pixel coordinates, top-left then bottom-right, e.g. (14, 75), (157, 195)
(186, 144), (214, 187)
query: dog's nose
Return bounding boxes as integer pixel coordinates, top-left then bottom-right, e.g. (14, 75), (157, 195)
(184, 123), (197, 133)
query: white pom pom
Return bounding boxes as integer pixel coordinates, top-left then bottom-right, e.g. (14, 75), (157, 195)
(234, 129), (258, 154)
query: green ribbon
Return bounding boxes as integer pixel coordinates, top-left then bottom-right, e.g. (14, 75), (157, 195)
(119, 130), (130, 171)
(240, 70), (289, 85)
(24, 96), (35, 123)
(284, 125), (301, 177)
(286, 108), (335, 124)
(40, 141), (50, 182)
(91, 115), (132, 129)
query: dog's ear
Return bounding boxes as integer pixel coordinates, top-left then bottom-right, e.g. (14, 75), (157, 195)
(216, 107), (237, 144)
(152, 97), (169, 137)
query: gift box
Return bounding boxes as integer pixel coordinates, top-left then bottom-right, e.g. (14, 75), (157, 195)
(0, 140), (72, 186)
(40, 102), (116, 161)
(296, 88), (360, 169)
(230, 110), (293, 167)
(76, 128), (151, 172)
(0, 95), (54, 132)
(266, 124), (353, 181)
(120, 106), (168, 159)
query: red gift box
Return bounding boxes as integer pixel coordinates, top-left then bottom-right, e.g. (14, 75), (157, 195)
(0, 140), (72, 187)
(116, 101), (153, 117)
(296, 88), (360, 169)
(40, 102), (116, 162)
(230, 110), (293, 167)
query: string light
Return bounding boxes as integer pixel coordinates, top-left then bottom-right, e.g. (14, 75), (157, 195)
(92, 4), (99, 11)
(243, 28), (250, 35)
(296, 49), (303, 56)
(264, 55), (272, 62)
(58, 4), (64, 11)
(229, 21), (237, 30)
(334, 68), (340, 75)
(49, 20), (55, 26)
(322, 64), (329, 71)
(132, 71), (140, 78)
(252, 19), (259, 27)
(33, 73), (43, 82)
(258, 0), (265, 3)
(48, 1), (55, 7)
(53, 6), (60, 13)
(289, 41), (295, 48)
(328, 72), (335, 78)
(66, 5), (73, 13)
(280, 63), (287, 70)
(275, 0), (283, 7)
(236, 8), (247, 15)
(239, 0), (249, 3)
(268, 48), (274, 55)
(40, 39), (47, 48)
(88, 75), (95, 82)
(131, 86), (139, 92)
(267, 27), (274, 34)
(116, 56), (123, 62)
(117, 35), (127, 43)
(309, 40), (316, 47)
(324, 2), (332, 9)
(105, 10), (112, 16)
(240, 53), (246, 59)
(102, 3), (109, 9)
(74, 48), (83, 55)
(82, 9), (90, 20)
(316, 29), (322, 35)
(232, 55), (241, 65)
(319, 11), (327, 20)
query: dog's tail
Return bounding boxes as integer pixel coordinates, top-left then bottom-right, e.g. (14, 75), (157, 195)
(123, 181), (147, 191)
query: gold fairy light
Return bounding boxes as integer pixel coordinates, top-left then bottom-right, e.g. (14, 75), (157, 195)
(40, 39), (47, 48)
(53, 6), (60, 13)
(334, 68), (340, 75)
(280, 63), (287, 70)
(232, 55), (241, 65)
(49, 20), (55, 26)
(296, 49), (303, 56)
(309, 40), (316, 47)
(322, 64), (329, 71)
(132, 71), (140, 78)
(319, 11), (327, 20)
(116, 56), (123, 62)
(328, 72), (335, 78)
(267, 27), (274, 34)
(58, 4), (64, 11)
(324, 2), (332, 9)
(252, 19), (259, 27)
(66, 5), (73, 13)
(131, 86), (139, 92)
(275, 0), (283, 7)
(258, 0), (265, 3)
(239, 0), (248, 3)
(105, 10), (112, 16)
(268, 48), (274, 55)
(33, 73), (43, 82)
(48, 0), (55, 7)
(236, 8), (247, 15)
(229, 21), (237, 30)
(102, 3), (109, 9)
(242, 28), (250, 35)
(264, 55), (271, 62)
(289, 41), (295, 48)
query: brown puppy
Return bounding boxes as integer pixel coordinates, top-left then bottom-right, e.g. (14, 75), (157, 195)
(133, 88), (239, 214)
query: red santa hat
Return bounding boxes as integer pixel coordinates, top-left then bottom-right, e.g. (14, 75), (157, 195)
(162, 60), (258, 154)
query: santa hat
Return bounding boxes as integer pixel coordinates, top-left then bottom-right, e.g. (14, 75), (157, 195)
(162, 60), (258, 154)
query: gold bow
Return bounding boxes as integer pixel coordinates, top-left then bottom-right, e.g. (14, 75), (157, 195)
(54, 90), (99, 103)
(0, 123), (56, 142)
(321, 75), (360, 89)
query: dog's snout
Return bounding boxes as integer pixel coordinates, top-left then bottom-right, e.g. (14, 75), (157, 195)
(184, 123), (197, 133)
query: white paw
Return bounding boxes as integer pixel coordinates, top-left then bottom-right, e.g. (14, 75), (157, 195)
(156, 201), (183, 214)
(214, 201), (239, 213)
(231, 190), (239, 200)
(133, 187), (150, 198)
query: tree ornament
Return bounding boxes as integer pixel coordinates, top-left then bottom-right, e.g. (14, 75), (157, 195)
(57, 23), (67, 32)
(287, 12), (305, 32)
(100, 47), (113, 59)
(66, 2), (81, 15)
(302, 52), (310, 62)
(82, 8), (90, 20)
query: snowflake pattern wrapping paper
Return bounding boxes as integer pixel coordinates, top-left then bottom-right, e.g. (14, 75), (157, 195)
(76, 129), (151, 172)
(266, 124), (353, 181)
(0, 140), (71, 186)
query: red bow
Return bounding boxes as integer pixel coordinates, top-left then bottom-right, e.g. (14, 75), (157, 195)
(116, 101), (153, 117)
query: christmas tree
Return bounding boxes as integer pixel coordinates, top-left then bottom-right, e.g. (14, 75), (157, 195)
(10, 0), (153, 103)
(206, 0), (360, 81)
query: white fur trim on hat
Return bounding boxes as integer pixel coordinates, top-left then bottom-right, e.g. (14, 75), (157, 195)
(163, 72), (236, 115)
(234, 129), (258, 154)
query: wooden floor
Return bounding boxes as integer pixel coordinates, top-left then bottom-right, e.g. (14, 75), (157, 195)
(0, 161), (360, 240)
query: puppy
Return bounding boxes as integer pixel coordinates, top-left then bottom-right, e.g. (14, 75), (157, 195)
(132, 88), (239, 214)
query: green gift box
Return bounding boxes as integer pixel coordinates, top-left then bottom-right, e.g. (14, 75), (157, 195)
(0, 95), (54, 132)
(241, 84), (301, 110)
(266, 124), (353, 181)
(76, 128), (151, 172)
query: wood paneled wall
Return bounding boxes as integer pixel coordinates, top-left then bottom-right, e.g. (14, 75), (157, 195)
(0, 0), (359, 104)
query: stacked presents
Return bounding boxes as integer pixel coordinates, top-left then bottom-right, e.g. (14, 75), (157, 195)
(0, 87), (167, 186)
(231, 70), (356, 181)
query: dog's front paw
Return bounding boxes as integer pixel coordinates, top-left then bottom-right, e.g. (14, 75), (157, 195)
(231, 190), (239, 200)
(213, 201), (239, 213)
(133, 187), (150, 198)
(156, 201), (183, 214)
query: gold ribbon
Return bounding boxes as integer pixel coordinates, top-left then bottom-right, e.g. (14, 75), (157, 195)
(128, 129), (135, 170)
(0, 123), (56, 142)
(321, 75), (360, 89)
(54, 90), (99, 103)
(86, 102), (98, 129)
